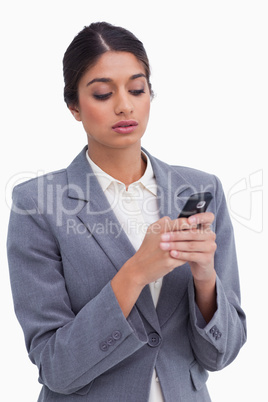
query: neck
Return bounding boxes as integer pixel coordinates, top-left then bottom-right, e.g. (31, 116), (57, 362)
(87, 142), (147, 188)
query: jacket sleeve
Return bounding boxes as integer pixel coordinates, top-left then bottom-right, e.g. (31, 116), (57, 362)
(187, 176), (247, 371)
(7, 185), (147, 395)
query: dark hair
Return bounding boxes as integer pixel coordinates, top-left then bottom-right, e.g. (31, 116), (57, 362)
(63, 22), (153, 106)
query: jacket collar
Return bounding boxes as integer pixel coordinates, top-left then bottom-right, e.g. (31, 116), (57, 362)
(66, 146), (194, 330)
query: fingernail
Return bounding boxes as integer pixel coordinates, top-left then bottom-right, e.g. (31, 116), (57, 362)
(160, 242), (170, 250)
(188, 215), (197, 224)
(170, 250), (179, 257)
(161, 233), (170, 241)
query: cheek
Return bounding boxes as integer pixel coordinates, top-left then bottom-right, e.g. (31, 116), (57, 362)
(80, 103), (104, 126)
(141, 99), (151, 122)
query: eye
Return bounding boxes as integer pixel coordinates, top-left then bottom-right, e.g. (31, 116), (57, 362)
(93, 92), (112, 101)
(130, 89), (145, 96)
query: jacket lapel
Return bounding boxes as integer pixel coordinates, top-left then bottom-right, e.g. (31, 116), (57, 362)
(146, 149), (194, 220)
(67, 146), (136, 271)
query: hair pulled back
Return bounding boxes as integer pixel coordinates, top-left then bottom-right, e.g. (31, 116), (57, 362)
(63, 22), (153, 107)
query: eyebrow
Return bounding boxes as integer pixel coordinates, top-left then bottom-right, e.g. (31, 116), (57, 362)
(86, 73), (147, 87)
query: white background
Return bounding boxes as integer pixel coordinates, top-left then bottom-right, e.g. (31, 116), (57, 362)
(1, 1), (267, 400)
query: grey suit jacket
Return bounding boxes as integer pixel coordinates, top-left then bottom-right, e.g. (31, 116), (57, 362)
(7, 146), (246, 401)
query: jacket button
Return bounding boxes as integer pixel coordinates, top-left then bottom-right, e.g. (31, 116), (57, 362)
(112, 331), (122, 341)
(210, 325), (216, 335)
(100, 341), (108, 352)
(148, 332), (161, 348)
(209, 325), (222, 340)
(107, 336), (115, 346)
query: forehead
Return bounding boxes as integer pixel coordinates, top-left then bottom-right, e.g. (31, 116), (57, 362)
(81, 51), (146, 84)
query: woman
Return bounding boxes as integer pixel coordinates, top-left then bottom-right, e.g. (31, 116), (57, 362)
(7, 22), (246, 401)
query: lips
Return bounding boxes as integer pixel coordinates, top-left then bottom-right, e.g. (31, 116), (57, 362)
(112, 120), (138, 134)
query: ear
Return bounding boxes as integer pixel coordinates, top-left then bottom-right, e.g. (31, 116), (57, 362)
(68, 104), (82, 121)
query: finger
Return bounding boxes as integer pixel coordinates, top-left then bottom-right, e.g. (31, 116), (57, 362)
(168, 213), (215, 232)
(160, 239), (216, 254)
(168, 217), (193, 232)
(161, 228), (216, 242)
(188, 212), (215, 226)
(169, 250), (215, 266)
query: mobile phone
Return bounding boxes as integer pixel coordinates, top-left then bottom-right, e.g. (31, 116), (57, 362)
(178, 192), (213, 218)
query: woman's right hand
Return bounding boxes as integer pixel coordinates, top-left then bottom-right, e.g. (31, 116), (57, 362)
(127, 216), (187, 287)
(111, 216), (187, 317)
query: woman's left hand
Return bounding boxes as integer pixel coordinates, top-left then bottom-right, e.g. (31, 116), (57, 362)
(159, 212), (217, 282)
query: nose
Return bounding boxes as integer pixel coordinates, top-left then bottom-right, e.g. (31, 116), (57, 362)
(114, 91), (134, 116)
